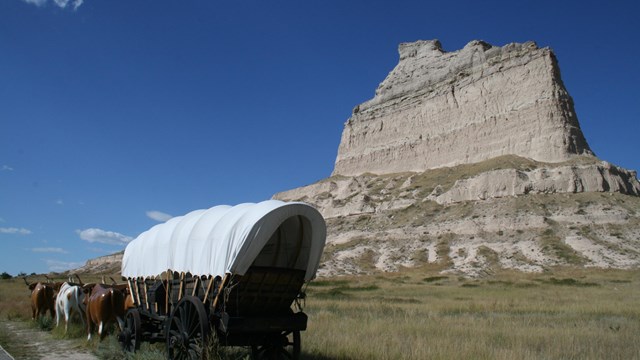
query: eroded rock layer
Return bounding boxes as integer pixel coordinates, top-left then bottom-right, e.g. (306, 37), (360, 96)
(334, 40), (593, 176)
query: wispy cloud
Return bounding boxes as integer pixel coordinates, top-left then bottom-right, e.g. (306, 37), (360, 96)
(76, 228), (132, 245)
(30, 247), (68, 254)
(45, 259), (83, 272)
(56, 199), (64, 205)
(1, 165), (13, 171)
(0, 227), (32, 235)
(21, 0), (84, 10)
(146, 210), (173, 222)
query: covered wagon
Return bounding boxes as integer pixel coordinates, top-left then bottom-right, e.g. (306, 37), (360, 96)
(119, 200), (326, 359)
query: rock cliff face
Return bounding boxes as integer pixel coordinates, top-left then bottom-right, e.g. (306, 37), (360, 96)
(334, 40), (593, 176)
(274, 40), (640, 277)
(73, 251), (123, 274)
(432, 161), (640, 205)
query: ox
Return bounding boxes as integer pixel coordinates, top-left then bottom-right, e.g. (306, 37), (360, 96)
(84, 283), (126, 341)
(109, 276), (135, 313)
(55, 275), (87, 333)
(24, 277), (61, 320)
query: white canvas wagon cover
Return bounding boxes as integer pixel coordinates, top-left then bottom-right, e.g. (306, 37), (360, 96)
(121, 200), (326, 281)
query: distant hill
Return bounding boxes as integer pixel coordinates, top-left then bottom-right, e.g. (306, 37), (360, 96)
(71, 250), (123, 276)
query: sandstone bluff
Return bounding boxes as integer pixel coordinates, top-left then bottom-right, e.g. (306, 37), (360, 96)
(275, 40), (640, 277)
(333, 40), (593, 176)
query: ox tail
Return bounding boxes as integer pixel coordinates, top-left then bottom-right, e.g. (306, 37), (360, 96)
(73, 286), (86, 326)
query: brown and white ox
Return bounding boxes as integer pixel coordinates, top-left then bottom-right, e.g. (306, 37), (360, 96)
(55, 276), (88, 333)
(24, 277), (62, 320)
(84, 283), (126, 341)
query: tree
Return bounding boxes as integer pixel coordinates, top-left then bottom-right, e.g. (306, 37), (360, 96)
(0, 272), (12, 280)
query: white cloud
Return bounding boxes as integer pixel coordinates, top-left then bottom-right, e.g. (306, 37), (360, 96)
(56, 199), (64, 205)
(30, 247), (68, 254)
(1, 165), (13, 171)
(76, 228), (132, 245)
(22, 0), (46, 6)
(146, 210), (173, 222)
(0, 227), (32, 235)
(45, 259), (83, 272)
(21, 0), (83, 10)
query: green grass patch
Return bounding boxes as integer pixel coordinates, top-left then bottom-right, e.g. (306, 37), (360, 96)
(537, 277), (599, 287)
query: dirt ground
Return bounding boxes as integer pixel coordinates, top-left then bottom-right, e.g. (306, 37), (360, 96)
(0, 321), (97, 360)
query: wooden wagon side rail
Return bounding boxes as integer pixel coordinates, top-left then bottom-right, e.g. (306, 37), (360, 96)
(218, 266), (306, 317)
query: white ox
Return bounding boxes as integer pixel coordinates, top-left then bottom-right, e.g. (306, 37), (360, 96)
(55, 281), (86, 332)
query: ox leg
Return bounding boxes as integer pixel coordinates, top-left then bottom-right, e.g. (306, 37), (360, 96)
(31, 304), (36, 321)
(55, 302), (61, 328)
(64, 302), (72, 333)
(116, 316), (124, 332)
(76, 303), (85, 327)
(98, 321), (105, 341)
(86, 309), (93, 341)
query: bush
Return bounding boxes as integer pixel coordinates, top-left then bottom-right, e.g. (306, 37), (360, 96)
(0, 272), (12, 280)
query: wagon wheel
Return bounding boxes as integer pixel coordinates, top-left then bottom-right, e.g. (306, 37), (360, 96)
(251, 330), (301, 360)
(166, 295), (210, 360)
(119, 308), (142, 352)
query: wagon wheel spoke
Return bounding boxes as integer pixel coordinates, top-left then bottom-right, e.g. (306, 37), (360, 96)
(167, 295), (210, 360)
(119, 308), (142, 353)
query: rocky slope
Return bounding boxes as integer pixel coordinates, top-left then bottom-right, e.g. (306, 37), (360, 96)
(275, 156), (640, 277)
(334, 40), (592, 176)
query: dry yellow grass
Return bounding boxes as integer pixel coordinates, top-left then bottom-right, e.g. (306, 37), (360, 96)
(302, 268), (640, 360)
(2, 269), (639, 359)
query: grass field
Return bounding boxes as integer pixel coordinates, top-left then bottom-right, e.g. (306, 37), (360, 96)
(1, 268), (639, 359)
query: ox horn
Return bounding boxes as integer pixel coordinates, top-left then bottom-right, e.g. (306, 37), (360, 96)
(23, 277), (31, 286)
(101, 275), (106, 284)
(44, 274), (52, 283)
(75, 274), (83, 285)
(109, 276), (117, 285)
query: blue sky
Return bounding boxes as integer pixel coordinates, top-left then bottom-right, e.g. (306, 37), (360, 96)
(1, 0), (638, 275)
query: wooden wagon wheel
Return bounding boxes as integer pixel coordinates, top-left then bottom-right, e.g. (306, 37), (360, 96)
(166, 295), (210, 360)
(119, 308), (142, 352)
(251, 330), (301, 360)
